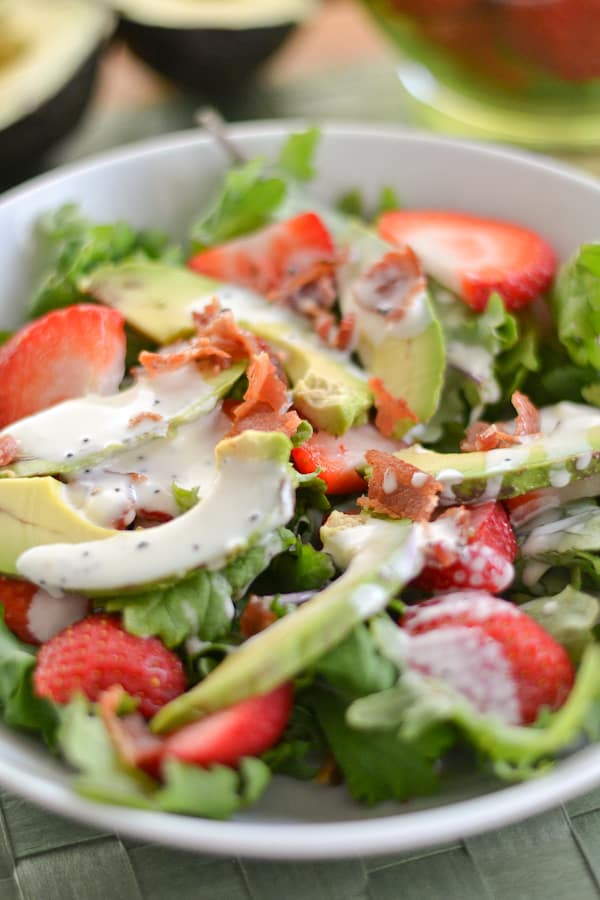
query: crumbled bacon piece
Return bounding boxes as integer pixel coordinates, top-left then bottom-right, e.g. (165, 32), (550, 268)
(461, 391), (540, 452)
(353, 248), (425, 319)
(0, 434), (19, 467)
(139, 300), (258, 376)
(228, 405), (303, 440)
(99, 686), (164, 779)
(335, 313), (356, 351)
(357, 449), (442, 521)
(240, 597), (278, 639)
(233, 352), (288, 422)
(269, 258), (338, 316)
(369, 377), (418, 439)
(128, 411), (163, 428)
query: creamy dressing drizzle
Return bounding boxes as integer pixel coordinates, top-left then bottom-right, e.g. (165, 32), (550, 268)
(17, 447), (295, 593)
(64, 408), (231, 528)
(3, 363), (228, 470)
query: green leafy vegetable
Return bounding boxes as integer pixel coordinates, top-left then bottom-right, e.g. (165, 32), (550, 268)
(255, 536), (335, 595)
(0, 612), (57, 743)
(189, 158), (286, 251)
(277, 126), (320, 182)
(336, 189), (364, 219)
(30, 204), (181, 318)
(0, 331), (12, 346)
(553, 244), (600, 369)
(312, 622), (396, 698)
(376, 185), (400, 215)
(104, 530), (294, 647)
(58, 697), (271, 817)
(520, 587), (599, 662)
(347, 643), (600, 775)
(171, 482), (199, 514)
(308, 686), (451, 804)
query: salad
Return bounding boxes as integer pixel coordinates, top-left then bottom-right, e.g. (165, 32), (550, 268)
(1, 129), (600, 820)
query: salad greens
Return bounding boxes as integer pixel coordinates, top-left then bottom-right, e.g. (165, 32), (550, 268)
(2, 127), (600, 821)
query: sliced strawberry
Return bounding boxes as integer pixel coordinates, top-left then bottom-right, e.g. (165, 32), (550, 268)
(0, 576), (89, 645)
(163, 682), (293, 769)
(414, 502), (517, 593)
(188, 213), (335, 296)
(379, 209), (556, 311)
(34, 615), (186, 718)
(400, 591), (575, 724)
(0, 304), (126, 428)
(291, 424), (403, 495)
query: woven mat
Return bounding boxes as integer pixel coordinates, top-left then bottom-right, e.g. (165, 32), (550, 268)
(3, 788), (600, 899)
(5, 56), (600, 899)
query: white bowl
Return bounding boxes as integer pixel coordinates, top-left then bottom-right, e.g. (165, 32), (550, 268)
(1, 122), (600, 859)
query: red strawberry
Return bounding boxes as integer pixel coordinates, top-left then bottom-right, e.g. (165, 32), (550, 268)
(414, 502), (517, 594)
(379, 210), (556, 311)
(291, 423), (403, 495)
(400, 591), (575, 724)
(501, 0), (600, 83)
(0, 576), (89, 645)
(163, 682), (293, 768)
(33, 615), (186, 718)
(0, 304), (126, 428)
(188, 213), (335, 296)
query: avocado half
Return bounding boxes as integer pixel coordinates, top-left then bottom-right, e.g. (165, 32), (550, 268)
(113, 0), (318, 94)
(0, 0), (114, 189)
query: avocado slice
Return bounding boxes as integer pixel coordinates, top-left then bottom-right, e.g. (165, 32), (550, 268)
(152, 511), (422, 732)
(396, 425), (600, 503)
(0, 1), (113, 188)
(337, 224), (445, 429)
(1, 360), (244, 478)
(114, 0), (316, 94)
(0, 477), (116, 575)
(83, 261), (372, 435)
(17, 430), (295, 595)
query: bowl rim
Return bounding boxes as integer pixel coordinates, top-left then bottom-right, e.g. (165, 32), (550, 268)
(2, 120), (600, 859)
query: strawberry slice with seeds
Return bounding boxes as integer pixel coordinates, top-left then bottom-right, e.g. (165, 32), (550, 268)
(400, 591), (575, 724)
(34, 615), (186, 718)
(379, 209), (556, 311)
(163, 682), (293, 769)
(0, 304), (126, 428)
(291, 424), (404, 495)
(0, 576), (89, 645)
(188, 212), (335, 296)
(414, 502), (517, 594)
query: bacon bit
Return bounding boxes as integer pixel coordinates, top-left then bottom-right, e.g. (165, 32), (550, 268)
(353, 248), (425, 320)
(139, 300), (259, 377)
(233, 352), (288, 422)
(314, 753), (343, 786)
(512, 390), (540, 436)
(268, 258), (338, 315)
(461, 391), (540, 451)
(336, 313), (356, 351)
(135, 509), (173, 527)
(315, 311), (336, 343)
(128, 411), (163, 428)
(357, 449), (442, 521)
(240, 597), (278, 639)
(99, 686), (164, 779)
(424, 506), (470, 568)
(228, 405), (303, 440)
(369, 377), (418, 439)
(0, 434), (19, 467)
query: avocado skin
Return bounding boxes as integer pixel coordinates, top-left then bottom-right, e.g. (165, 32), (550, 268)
(119, 19), (295, 94)
(0, 46), (105, 191)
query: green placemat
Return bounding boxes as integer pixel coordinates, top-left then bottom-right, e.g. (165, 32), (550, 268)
(2, 787), (600, 899)
(7, 56), (600, 900)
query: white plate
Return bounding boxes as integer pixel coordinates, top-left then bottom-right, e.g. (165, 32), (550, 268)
(2, 122), (600, 859)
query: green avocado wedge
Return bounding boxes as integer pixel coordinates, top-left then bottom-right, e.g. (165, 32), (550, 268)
(396, 425), (600, 503)
(82, 261), (371, 435)
(17, 430), (295, 595)
(0, 477), (116, 575)
(336, 224), (445, 428)
(151, 511), (423, 733)
(1, 361), (244, 479)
